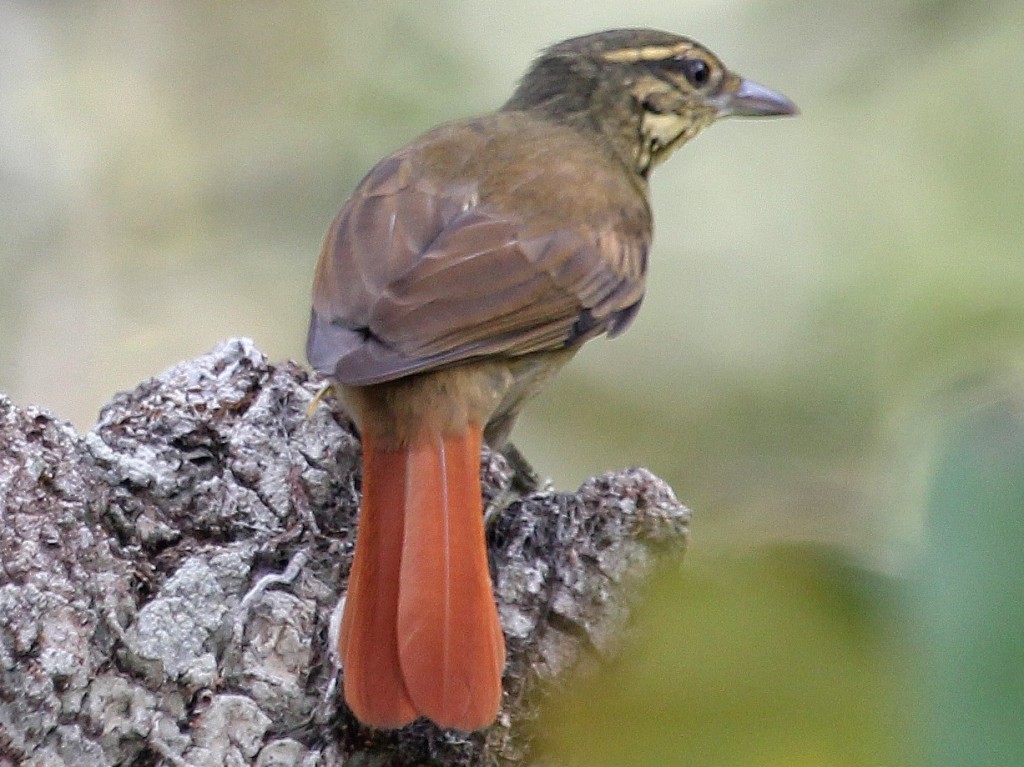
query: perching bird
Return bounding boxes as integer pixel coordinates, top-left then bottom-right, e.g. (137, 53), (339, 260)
(307, 28), (796, 731)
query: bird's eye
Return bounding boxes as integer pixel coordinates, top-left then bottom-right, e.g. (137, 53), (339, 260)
(671, 56), (711, 88)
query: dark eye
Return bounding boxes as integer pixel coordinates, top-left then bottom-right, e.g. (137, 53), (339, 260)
(672, 56), (711, 88)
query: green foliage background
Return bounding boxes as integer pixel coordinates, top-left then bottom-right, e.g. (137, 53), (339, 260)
(2, 2), (1021, 764)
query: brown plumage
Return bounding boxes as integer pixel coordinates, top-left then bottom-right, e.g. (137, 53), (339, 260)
(308, 28), (796, 731)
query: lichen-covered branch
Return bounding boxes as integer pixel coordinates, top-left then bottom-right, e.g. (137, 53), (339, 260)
(0, 339), (690, 767)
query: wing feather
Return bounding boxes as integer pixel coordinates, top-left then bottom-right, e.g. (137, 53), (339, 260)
(308, 119), (650, 386)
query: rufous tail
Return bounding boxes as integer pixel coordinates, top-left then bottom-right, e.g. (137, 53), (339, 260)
(340, 425), (505, 731)
(338, 432), (416, 728)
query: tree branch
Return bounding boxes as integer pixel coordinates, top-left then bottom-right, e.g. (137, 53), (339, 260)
(0, 338), (690, 767)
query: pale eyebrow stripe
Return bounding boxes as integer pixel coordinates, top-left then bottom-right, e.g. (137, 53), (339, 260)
(600, 44), (691, 63)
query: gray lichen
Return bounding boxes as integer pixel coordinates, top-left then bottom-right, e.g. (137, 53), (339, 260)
(0, 338), (690, 767)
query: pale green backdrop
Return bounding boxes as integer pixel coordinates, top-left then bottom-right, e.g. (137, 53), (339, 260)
(3, 2), (1022, 764)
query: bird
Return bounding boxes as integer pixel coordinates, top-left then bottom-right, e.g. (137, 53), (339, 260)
(307, 28), (796, 732)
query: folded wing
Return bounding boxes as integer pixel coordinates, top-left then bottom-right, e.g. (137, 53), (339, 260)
(308, 126), (650, 386)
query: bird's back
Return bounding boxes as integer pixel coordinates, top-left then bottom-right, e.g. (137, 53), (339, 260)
(309, 111), (653, 387)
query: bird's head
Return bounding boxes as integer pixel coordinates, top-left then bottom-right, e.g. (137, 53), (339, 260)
(503, 29), (797, 177)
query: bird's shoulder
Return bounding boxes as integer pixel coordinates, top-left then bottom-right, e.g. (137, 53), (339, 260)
(358, 112), (651, 235)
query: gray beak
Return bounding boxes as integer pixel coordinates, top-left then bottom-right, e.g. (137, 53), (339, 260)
(718, 78), (798, 118)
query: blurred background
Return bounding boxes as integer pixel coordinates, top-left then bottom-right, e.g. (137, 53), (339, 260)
(2, 1), (1022, 764)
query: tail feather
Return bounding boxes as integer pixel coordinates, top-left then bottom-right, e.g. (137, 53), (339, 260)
(340, 435), (417, 728)
(341, 425), (505, 731)
(397, 426), (506, 730)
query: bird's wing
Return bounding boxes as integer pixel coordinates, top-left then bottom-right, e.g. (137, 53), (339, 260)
(308, 138), (649, 386)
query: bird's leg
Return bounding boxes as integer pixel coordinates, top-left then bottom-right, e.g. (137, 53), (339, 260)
(501, 442), (545, 495)
(484, 443), (552, 529)
(306, 380), (334, 417)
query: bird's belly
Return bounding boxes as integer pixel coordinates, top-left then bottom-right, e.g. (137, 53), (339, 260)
(481, 348), (577, 446)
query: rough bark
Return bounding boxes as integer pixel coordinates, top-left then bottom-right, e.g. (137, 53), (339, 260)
(0, 338), (690, 767)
